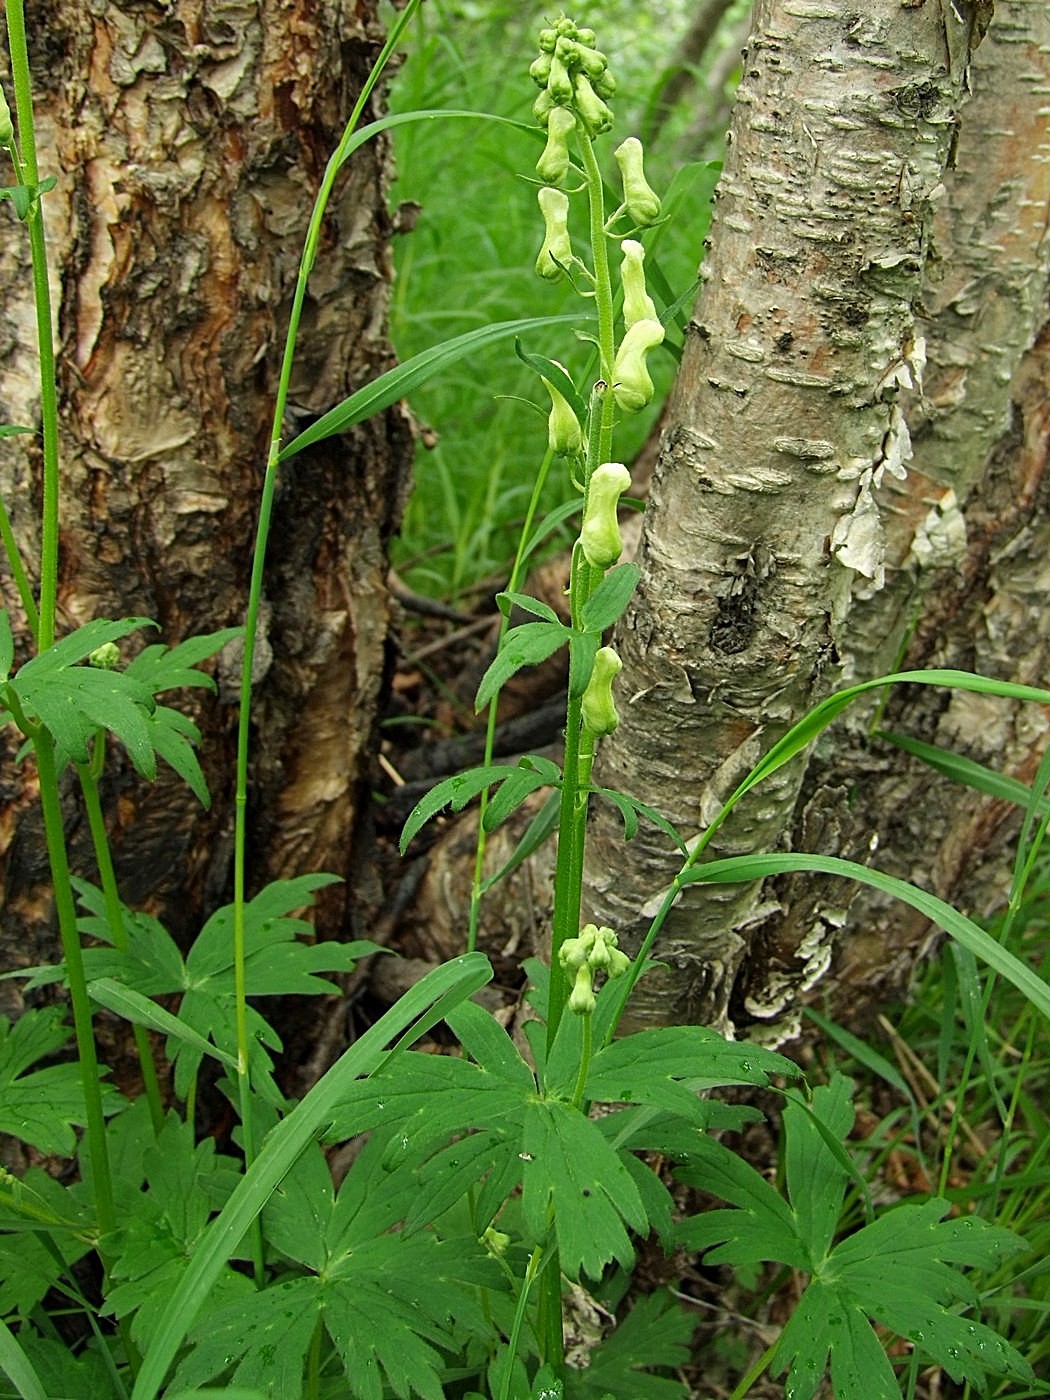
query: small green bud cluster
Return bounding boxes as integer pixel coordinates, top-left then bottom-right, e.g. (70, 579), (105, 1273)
(530, 16), (617, 147)
(559, 922), (631, 1015)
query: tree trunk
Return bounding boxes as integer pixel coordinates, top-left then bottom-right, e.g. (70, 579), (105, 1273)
(586, 0), (1050, 1037)
(0, 2), (411, 1019)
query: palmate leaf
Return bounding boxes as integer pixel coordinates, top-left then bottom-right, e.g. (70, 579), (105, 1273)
(0, 1009), (98, 1157)
(675, 1072), (1034, 1398)
(521, 1099), (649, 1280)
(175, 1131), (504, 1400)
(104, 1116), (247, 1353)
(62, 874), (376, 1104)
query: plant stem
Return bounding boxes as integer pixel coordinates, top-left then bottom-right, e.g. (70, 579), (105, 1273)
(229, 0), (423, 1282)
(547, 130), (618, 1049)
(5, 0), (60, 651)
(34, 732), (116, 1244)
(78, 742), (165, 1134)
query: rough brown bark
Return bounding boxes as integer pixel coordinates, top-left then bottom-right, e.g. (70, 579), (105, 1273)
(585, 0), (1050, 1036)
(0, 2), (411, 1010)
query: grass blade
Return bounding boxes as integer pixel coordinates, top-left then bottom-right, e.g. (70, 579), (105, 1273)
(279, 314), (588, 462)
(681, 852), (1050, 1021)
(0, 1317), (46, 1400)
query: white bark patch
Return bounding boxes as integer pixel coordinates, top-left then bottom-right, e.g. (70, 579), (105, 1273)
(833, 403), (914, 590)
(906, 488), (968, 569)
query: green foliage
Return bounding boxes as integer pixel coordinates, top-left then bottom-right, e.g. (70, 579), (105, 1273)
(675, 1074), (1035, 1398)
(0, 5), (1045, 1400)
(0, 1008), (94, 1156)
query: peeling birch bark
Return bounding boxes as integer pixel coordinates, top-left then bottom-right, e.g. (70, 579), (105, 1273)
(0, 2), (410, 1012)
(586, 0), (1048, 1036)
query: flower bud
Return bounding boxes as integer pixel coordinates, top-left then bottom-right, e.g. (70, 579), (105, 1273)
(0, 85), (13, 148)
(535, 186), (572, 282)
(580, 461), (631, 569)
(547, 53), (573, 105)
(614, 137), (661, 226)
(538, 27), (557, 52)
(89, 642), (121, 670)
(542, 363), (583, 457)
(529, 52), (553, 87)
(572, 72), (613, 136)
(568, 963), (596, 1015)
(555, 16), (578, 38)
(620, 239), (657, 329)
(533, 89), (556, 127)
(576, 27), (596, 45)
(536, 105), (576, 186)
(612, 318), (664, 414)
(593, 68), (616, 99)
(581, 647), (622, 737)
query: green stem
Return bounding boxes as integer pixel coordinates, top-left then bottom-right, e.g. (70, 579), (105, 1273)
(229, 0), (422, 1280)
(570, 1011), (592, 1109)
(5, 0), (60, 651)
(77, 742), (165, 1134)
(500, 1245), (545, 1400)
(726, 1338), (779, 1400)
(33, 732), (116, 1244)
(547, 130), (619, 1048)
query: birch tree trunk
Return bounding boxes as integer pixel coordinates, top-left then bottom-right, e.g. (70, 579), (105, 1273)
(586, 0), (1050, 1037)
(0, 2), (410, 1014)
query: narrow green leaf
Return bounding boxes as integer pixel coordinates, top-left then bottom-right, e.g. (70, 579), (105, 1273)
(567, 629), (601, 698)
(591, 787), (687, 853)
(877, 729), (1047, 813)
(580, 563), (640, 634)
(148, 705), (210, 807)
(475, 621), (570, 712)
(736, 670), (1050, 807)
(513, 340), (588, 423)
(521, 498), (583, 563)
(495, 590), (561, 624)
(87, 978), (238, 1071)
(279, 314), (589, 462)
(0, 612), (12, 681)
(125, 627), (243, 695)
(399, 765), (523, 853)
(0, 1316), (47, 1400)
(682, 852), (1050, 1021)
(132, 953), (493, 1400)
(482, 765), (558, 832)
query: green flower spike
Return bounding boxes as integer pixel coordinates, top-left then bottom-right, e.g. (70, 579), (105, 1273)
(535, 185), (573, 282)
(536, 105), (576, 186)
(542, 363), (583, 458)
(612, 317), (664, 414)
(580, 461), (631, 569)
(614, 136), (662, 227)
(0, 85), (13, 148)
(581, 645), (622, 737)
(621, 239), (657, 329)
